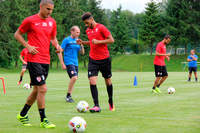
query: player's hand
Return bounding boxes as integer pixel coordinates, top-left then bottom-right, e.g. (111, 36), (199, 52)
(62, 64), (66, 70)
(23, 61), (27, 64)
(27, 45), (39, 55)
(55, 45), (62, 53)
(166, 56), (170, 61)
(76, 39), (82, 45)
(92, 39), (99, 44)
(166, 53), (171, 56)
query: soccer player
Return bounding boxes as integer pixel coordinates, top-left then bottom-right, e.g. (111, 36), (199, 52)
(187, 49), (198, 82)
(77, 12), (115, 112)
(14, 0), (61, 128)
(152, 35), (171, 94)
(58, 26), (85, 103)
(18, 48), (29, 85)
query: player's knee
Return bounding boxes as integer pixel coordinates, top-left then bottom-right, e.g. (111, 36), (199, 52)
(105, 78), (112, 85)
(71, 76), (78, 81)
(38, 86), (47, 94)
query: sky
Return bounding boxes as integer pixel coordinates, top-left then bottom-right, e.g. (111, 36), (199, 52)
(101, 0), (162, 13)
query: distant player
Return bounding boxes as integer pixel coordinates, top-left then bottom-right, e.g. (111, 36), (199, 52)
(14, 0), (61, 128)
(18, 48), (29, 85)
(152, 35), (171, 94)
(77, 12), (115, 112)
(58, 26), (85, 103)
(187, 49), (198, 82)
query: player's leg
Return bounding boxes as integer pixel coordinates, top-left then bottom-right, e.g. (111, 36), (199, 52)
(188, 67), (192, 81)
(36, 64), (55, 128)
(65, 65), (78, 103)
(194, 67), (198, 82)
(152, 65), (162, 93)
(88, 58), (101, 112)
(18, 64), (27, 85)
(100, 57), (115, 111)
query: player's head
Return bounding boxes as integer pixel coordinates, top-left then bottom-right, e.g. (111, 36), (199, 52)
(39, 0), (54, 18)
(82, 12), (95, 28)
(163, 35), (171, 45)
(191, 49), (195, 55)
(71, 26), (80, 38)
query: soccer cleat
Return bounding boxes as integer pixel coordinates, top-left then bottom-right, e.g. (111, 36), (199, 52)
(89, 106), (101, 113)
(155, 87), (162, 93)
(17, 114), (32, 126)
(109, 104), (115, 111)
(152, 89), (158, 94)
(40, 118), (56, 129)
(17, 81), (22, 85)
(65, 96), (75, 103)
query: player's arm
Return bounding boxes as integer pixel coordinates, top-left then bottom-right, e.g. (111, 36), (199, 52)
(187, 58), (192, 62)
(19, 55), (27, 64)
(14, 29), (38, 54)
(191, 56), (197, 61)
(77, 39), (90, 45)
(57, 48), (66, 70)
(51, 36), (62, 53)
(92, 34), (115, 45)
(79, 44), (85, 55)
(155, 52), (171, 56)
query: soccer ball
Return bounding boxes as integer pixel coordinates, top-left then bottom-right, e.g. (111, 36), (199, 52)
(76, 101), (89, 113)
(23, 83), (30, 89)
(68, 116), (86, 133)
(168, 87), (175, 94)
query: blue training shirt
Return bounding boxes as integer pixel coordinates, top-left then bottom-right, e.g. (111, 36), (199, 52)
(188, 54), (198, 67)
(61, 36), (81, 66)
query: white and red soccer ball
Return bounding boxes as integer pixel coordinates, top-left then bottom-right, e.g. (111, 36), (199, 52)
(76, 101), (89, 113)
(68, 116), (86, 133)
(168, 87), (175, 94)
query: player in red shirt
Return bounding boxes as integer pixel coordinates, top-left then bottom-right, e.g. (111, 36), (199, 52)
(18, 48), (29, 85)
(14, 0), (61, 128)
(77, 12), (115, 112)
(152, 35), (171, 93)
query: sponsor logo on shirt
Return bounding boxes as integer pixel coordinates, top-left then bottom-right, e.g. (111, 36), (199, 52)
(35, 23), (40, 26)
(42, 22), (47, 27)
(49, 21), (53, 27)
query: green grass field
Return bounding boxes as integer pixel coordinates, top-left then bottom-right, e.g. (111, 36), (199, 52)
(0, 72), (200, 133)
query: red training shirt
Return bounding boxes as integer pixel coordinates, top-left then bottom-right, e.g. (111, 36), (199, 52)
(18, 14), (57, 64)
(20, 48), (29, 62)
(86, 23), (111, 60)
(154, 41), (166, 66)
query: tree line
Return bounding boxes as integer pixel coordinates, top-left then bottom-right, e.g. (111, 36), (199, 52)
(0, 0), (199, 68)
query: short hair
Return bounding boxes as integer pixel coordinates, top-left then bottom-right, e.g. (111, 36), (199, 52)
(71, 26), (79, 32)
(40, 0), (54, 5)
(164, 34), (171, 39)
(82, 12), (92, 21)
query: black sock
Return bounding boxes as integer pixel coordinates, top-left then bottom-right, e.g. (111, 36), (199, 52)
(67, 93), (71, 97)
(157, 84), (160, 88)
(188, 77), (191, 81)
(107, 84), (113, 106)
(195, 78), (198, 81)
(20, 104), (31, 117)
(90, 85), (99, 107)
(39, 108), (46, 122)
(152, 86), (155, 90)
(19, 76), (23, 82)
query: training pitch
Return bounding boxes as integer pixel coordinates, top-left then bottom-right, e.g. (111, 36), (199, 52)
(0, 72), (199, 133)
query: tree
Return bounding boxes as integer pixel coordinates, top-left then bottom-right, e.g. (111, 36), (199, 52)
(140, 0), (160, 55)
(109, 5), (132, 55)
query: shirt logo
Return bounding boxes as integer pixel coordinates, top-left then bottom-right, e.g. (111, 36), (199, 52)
(96, 28), (98, 32)
(42, 22), (47, 27)
(35, 23), (40, 26)
(49, 21), (53, 27)
(36, 76), (41, 82)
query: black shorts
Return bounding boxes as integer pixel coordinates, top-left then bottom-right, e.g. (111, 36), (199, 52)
(27, 62), (49, 86)
(189, 67), (197, 73)
(154, 65), (168, 77)
(88, 57), (112, 79)
(22, 64), (27, 70)
(66, 65), (78, 78)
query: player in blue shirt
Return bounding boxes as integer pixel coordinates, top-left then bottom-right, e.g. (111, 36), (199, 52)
(58, 26), (84, 102)
(187, 50), (198, 82)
